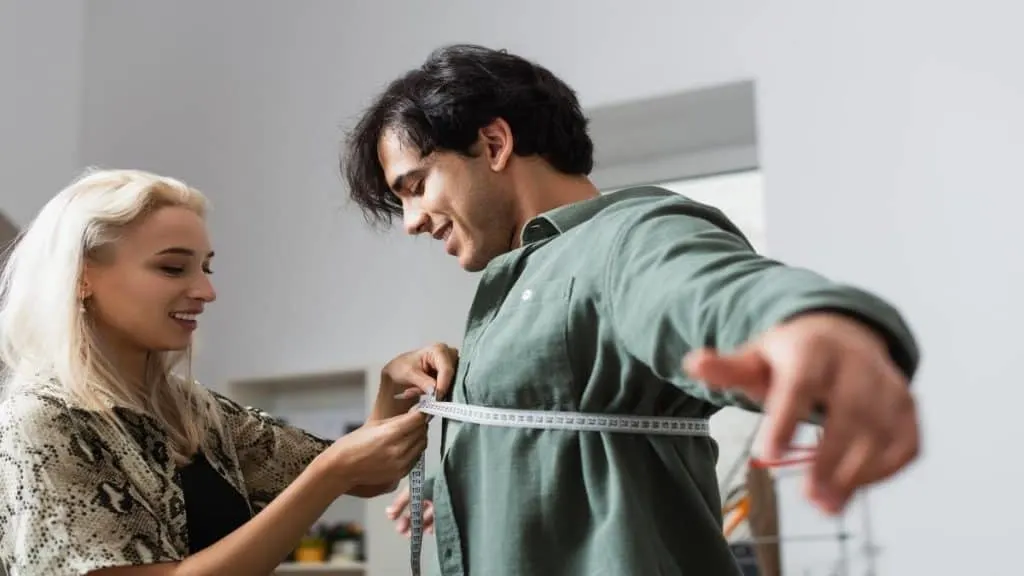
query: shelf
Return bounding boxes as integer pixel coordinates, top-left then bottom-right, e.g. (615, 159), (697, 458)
(225, 368), (369, 437)
(222, 368), (376, 576)
(230, 368), (368, 396)
(275, 560), (365, 575)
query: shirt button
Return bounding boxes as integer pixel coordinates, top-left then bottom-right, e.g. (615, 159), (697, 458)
(444, 547), (453, 559)
(521, 289), (533, 301)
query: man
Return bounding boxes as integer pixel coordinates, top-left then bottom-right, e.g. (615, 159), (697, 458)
(343, 44), (921, 575)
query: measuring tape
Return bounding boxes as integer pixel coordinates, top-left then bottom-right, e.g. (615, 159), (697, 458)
(406, 395), (711, 575)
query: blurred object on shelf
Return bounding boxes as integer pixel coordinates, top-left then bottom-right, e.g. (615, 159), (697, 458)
(289, 521), (365, 566)
(294, 534), (328, 563)
(322, 521), (365, 563)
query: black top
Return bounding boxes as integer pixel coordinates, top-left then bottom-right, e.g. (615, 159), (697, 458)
(178, 451), (253, 554)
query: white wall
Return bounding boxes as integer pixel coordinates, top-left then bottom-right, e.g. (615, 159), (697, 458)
(6, 0), (1022, 573)
(0, 0), (86, 227)
(77, 1), (480, 386)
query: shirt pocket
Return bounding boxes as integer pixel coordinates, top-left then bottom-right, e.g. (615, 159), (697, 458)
(464, 276), (578, 409)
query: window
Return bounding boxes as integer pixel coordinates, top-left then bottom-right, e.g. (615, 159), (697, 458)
(655, 170), (766, 254)
(606, 169), (765, 252)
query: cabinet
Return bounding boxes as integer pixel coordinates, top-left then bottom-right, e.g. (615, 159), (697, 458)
(227, 367), (380, 576)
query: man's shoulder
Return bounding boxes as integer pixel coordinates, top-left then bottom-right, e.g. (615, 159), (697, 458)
(588, 186), (744, 239)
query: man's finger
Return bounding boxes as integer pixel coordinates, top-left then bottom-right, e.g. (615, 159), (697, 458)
(396, 515), (410, 536)
(759, 346), (832, 461)
(386, 485), (411, 519)
(682, 347), (770, 400)
(807, 389), (860, 513)
(396, 500), (434, 537)
(874, 402), (921, 482)
(424, 502), (435, 528)
(821, 434), (876, 513)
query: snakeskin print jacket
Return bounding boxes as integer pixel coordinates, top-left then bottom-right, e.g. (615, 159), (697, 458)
(0, 386), (333, 575)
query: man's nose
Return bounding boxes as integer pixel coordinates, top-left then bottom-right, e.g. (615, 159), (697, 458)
(404, 207), (429, 236)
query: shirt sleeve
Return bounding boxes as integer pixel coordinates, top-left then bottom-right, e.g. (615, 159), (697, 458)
(601, 196), (920, 410)
(0, 393), (182, 575)
(211, 391), (334, 512)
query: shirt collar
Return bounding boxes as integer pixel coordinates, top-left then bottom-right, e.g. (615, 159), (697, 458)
(519, 186), (674, 245)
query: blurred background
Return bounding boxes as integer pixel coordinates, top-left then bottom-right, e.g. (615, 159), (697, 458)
(3, 0), (1021, 574)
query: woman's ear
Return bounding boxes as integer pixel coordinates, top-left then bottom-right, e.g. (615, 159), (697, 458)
(479, 118), (514, 172)
(79, 268), (93, 301)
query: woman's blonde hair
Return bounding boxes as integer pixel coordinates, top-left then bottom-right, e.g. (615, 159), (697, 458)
(0, 167), (222, 462)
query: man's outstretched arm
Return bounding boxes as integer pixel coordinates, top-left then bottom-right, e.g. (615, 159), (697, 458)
(600, 197), (920, 514)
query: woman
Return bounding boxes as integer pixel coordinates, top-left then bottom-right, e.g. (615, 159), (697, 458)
(0, 168), (454, 575)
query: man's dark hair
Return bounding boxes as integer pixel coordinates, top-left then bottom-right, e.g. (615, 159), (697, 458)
(342, 44), (594, 226)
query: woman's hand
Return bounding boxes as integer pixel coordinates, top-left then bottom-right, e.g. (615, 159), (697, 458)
(326, 409), (429, 490)
(373, 343), (459, 421)
(344, 343), (456, 498)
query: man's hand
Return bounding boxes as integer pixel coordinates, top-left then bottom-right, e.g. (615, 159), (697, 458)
(682, 312), (920, 515)
(385, 483), (435, 537)
(372, 343), (459, 422)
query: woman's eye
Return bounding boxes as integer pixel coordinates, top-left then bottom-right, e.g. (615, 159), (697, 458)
(161, 266), (185, 276)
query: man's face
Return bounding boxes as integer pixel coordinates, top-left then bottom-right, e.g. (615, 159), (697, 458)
(377, 127), (517, 272)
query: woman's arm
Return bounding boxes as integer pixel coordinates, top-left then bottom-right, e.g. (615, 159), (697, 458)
(89, 451), (344, 576)
(212, 344), (455, 505)
(89, 409), (427, 576)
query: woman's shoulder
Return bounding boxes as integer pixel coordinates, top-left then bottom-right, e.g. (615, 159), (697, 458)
(197, 382), (272, 420)
(1, 388), (73, 424)
(0, 389), (92, 443)
(0, 392), (105, 468)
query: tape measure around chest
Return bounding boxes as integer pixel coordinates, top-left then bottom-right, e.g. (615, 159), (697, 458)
(406, 396), (711, 576)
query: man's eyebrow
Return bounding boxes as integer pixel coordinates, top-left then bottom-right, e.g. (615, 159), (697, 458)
(156, 247), (215, 258)
(390, 168), (425, 194)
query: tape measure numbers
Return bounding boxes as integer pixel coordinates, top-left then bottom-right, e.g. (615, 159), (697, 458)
(406, 396), (711, 575)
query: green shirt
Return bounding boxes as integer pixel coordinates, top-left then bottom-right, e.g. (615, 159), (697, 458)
(427, 186), (918, 575)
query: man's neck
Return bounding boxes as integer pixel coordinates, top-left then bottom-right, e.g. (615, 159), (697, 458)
(511, 163), (600, 247)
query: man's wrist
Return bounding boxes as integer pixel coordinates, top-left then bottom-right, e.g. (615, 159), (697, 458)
(788, 310), (889, 352)
(788, 309), (912, 388)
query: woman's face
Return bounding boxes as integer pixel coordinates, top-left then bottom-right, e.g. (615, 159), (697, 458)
(82, 205), (216, 355)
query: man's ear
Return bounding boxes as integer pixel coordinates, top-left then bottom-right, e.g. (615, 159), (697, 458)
(479, 118), (514, 172)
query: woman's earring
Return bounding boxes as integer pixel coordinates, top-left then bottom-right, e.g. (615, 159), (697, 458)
(79, 298), (87, 314)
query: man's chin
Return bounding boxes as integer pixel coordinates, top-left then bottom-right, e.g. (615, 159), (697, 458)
(460, 257), (487, 273)
(458, 244), (507, 272)
(458, 249), (490, 272)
